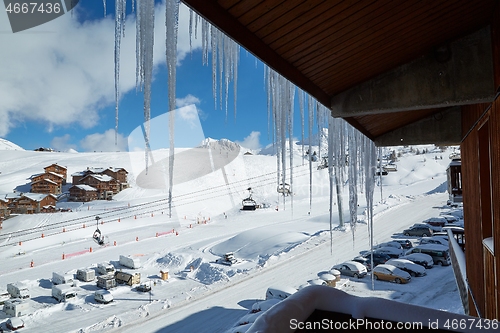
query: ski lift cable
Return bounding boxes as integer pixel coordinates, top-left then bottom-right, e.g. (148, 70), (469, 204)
(0, 163), (316, 244)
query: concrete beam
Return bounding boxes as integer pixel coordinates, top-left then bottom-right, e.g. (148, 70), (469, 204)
(374, 107), (461, 147)
(331, 27), (495, 117)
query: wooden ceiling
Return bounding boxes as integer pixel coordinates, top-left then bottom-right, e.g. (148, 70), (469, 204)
(182, 0), (498, 141)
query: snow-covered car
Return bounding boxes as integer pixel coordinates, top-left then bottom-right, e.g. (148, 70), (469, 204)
(406, 244), (451, 266)
(400, 253), (434, 269)
(423, 217), (447, 227)
(392, 239), (413, 249)
(265, 286), (297, 300)
(6, 317), (24, 330)
(372, 264), (411, 284)
(403, 225), (434, 237)
(351, 256), (372, 271)
(332, 261), (367, 278)
(135, 284), (151, 292)
(413, 223), (442, 232)
(419, 237), (448, 246)
(373, 247), (404, 258)
(94, 290), (113, 304)
(440, 214), (459, 223)
(386, 258), (426, 277)
(375, 241), (402, 249)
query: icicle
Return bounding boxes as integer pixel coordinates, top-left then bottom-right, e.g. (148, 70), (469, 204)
(114, 0), (126, 147)
(287, 82), (295, 212)
(308, 95), (314, 213)
(166, 0), (180, 218)
(232, 41), (239, 120)
(103, 0), (106, 17)
(218, 31), (224, 113)
(328, 114), (335, 254)
(137, 0), (155, 174)
(211, 27), (217, 109)
(348, 126), (359, 246)
(189, 9), (193, 54)
(299, 89), (305, 165)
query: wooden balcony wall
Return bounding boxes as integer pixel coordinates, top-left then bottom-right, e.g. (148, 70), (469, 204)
(461, 8), (500, 318)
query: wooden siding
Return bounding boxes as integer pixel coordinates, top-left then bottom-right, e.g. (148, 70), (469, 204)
(461, 112), (484, 317)
(462, 97), (500, 319)
(461, 103), (490, 140)
(490, 92), (500, 314)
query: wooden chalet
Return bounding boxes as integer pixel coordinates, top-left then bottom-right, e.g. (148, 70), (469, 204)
(78, 174), (118, 199)
(68, 184), (98, 202)
(182, 0), (500, 327)
(44, 164), (67, 184)
(0, 198), (10, 221)
(9, 193), (57, 214)
(72, 167), (129, 192)
(30, 178), (60, 195)
(101, 167), (129, 189)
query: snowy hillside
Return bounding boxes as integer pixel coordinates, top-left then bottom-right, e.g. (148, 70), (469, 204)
(0, 139), (464, 332)
(0, 138), (24, 151)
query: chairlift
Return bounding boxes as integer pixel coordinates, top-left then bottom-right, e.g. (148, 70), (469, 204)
(241, 187), (257, 211)
(277, 183), (291, 196)
(317, 156), (328, 170)
(93, 216), (105, 246)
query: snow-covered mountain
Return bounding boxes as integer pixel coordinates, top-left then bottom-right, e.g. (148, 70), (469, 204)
(0, 138), (24, 151)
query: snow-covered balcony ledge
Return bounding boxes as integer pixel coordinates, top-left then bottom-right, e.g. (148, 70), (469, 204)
(247, 286), (486, 332)
(483, 237), (494, 254)
(448, 229), (469, 315)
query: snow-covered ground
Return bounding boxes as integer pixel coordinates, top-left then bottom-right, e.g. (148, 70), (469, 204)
(0, 140), (463, 332)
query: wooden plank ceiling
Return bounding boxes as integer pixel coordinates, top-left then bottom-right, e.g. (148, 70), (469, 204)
(182, 0), (497, 141)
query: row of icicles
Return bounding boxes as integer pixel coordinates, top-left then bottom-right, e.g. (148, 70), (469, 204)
(109, 0), (377, 249)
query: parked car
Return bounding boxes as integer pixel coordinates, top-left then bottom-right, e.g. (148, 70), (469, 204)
(400, 253), (434, 269)
(431, 232), (449, 240)
(413, 223), (442, 232)
(351, 256), (372, 271)
(386, 258), (426, 277)
(375, 241), (402, 249)
(420, 237), (448, 246)
(405, 244), (451, 266)
(403, 225), (434, 237)
(373, 247), (404, 258)
(392, 239), (413, 249)
(440, 214), (459, 223)
(6, 317), (24, 330)
(135, 284), (151, 292)
(94, 290), (113, 304)
(372, 264), (411, 284)
(361, 252), (391, 265)
(423, 217), (447, 227)
(332, 261), (368, 278)
(265, 286), (296, 301)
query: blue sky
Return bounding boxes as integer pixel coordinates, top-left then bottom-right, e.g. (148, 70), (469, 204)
(0, 1), (317, 152)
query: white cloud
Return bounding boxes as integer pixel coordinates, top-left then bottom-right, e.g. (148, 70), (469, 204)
(176, 94), (205, 122)
(51, 134), (77, 152)
(236, 131), (261, 150)
(80, 129), (127, 152)
(0, 2), (202, 137)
